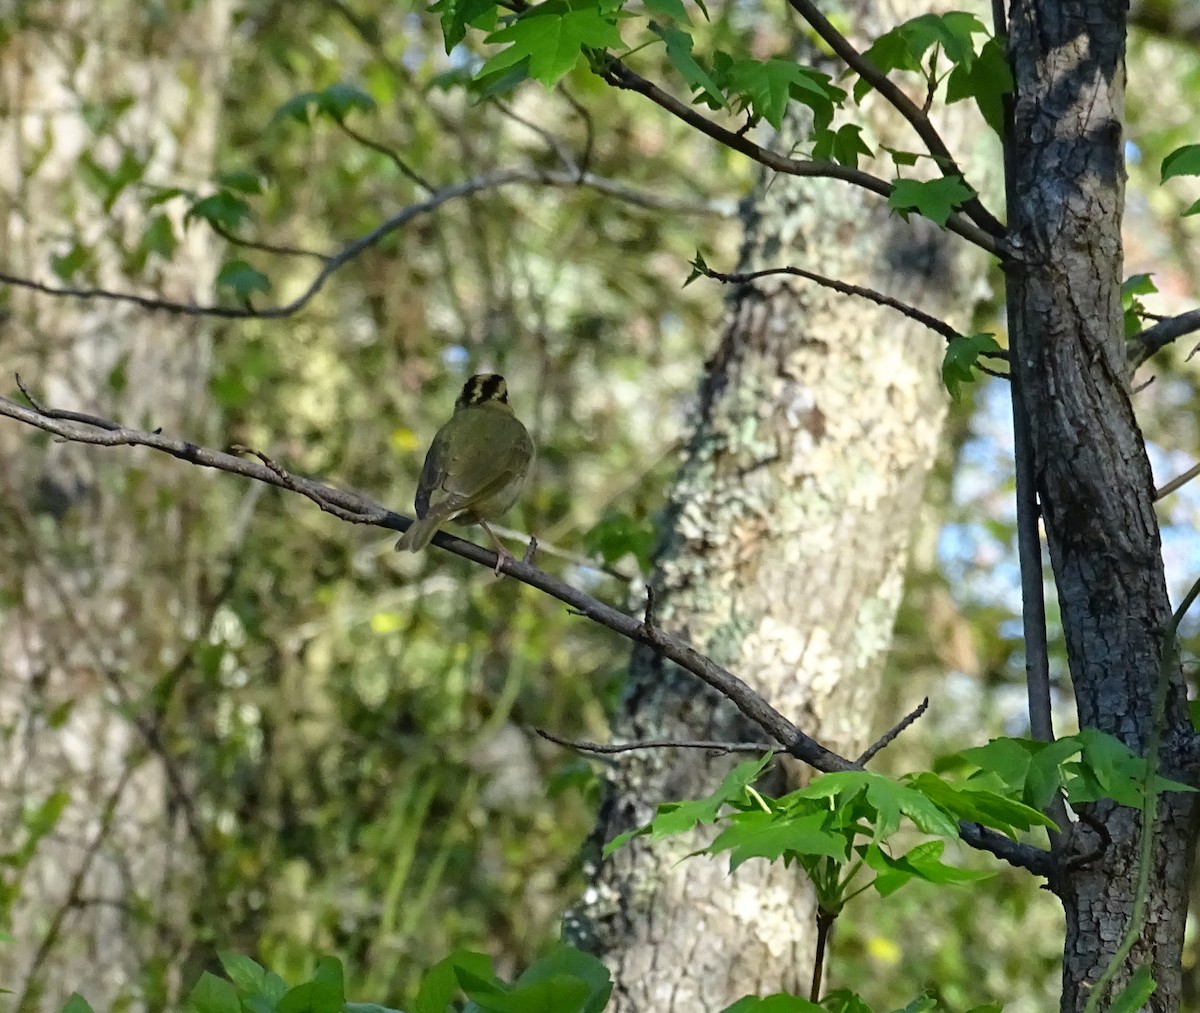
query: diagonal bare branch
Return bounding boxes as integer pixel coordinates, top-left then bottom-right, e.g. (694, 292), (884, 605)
(0, 383), (1054, 877)
(0, 167), (730, 320)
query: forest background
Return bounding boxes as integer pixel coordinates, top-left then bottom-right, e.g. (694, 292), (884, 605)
(2, 0), (1200, 1011)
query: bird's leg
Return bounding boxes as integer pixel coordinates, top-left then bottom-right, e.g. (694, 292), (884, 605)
(479, 520), (514, 576)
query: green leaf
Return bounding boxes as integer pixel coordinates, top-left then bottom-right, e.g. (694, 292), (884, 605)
(216, 169), (265, 194)
(1109, 965), (1155, 1013)
(684, 249), (709, 287)
(188, 972), (241, 1013)
(217, 952), (267, 995)
(272, 91), (318, 125)
(516, 947), (612, 1013)
(49, 243), (92, 283)
(139, 213), (178, 262)
(884, 147), (919, 167)
(643, 0), (690, 23)
(431, 0), (498, 51)
(708, 810), (846, 871)
(270, 83), (375, 126)
(888, 997), (939, 1013)
(945, 36), (1012, 136)
(481, 6), (625, 88)
(187, 191), (252, 231)
(811, 124), (872, 167)
(721, 58), (841, 131)
(471, 976), (589, 1013)
(719, 995), (824, 1013)
(24, 790), (70, 838)
(940, 332), (1000, 401)
(216, 260), (271, 300)
(888, 175), (976, 227)
(857, 12), (988, 102)
(415, 952), (495, 1013)
(1161, 143), (1200, 182)
(604, 753), (775, 855)
(798, 770), (960, 840)
(277, 957), (345, 1013)
(1121, 273), (1158, 336)
(315, 82), (377, 119)
(651, 24), (723, 106)
(1122, 272), (1157, 299)
(907, 773), (1055, 834)
(61, 995), (95, 1013)
(582, 511), (654, 572)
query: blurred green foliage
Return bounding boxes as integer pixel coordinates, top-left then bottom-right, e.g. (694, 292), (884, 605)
(3, 2), (1200, 1012)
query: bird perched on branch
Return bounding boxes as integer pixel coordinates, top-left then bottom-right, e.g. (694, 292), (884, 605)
(395, 373), (534, 573)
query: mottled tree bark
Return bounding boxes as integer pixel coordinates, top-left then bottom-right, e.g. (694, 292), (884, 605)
(0, 2), (232, 1008)
(566, 2), (991, 1008)
(1005, 3), (1200, 1010)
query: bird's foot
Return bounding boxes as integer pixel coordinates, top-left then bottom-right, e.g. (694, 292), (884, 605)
(492, 544), (515, 577)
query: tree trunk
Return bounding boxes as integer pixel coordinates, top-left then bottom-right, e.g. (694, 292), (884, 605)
(1005, 3), (1200, 1010)
(0, 2), (232, 1008)
(566, 2), (991, 1007)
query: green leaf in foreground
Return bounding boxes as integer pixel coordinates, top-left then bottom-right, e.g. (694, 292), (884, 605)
(888, 175), (976, 227)
(604, 753), (774, 854)
(1108, 964), (1155, 1013)
(941, 332), (1001, 401)
(1161, 143), (1200, 182)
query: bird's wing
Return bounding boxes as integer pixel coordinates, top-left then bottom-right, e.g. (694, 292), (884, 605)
(414, 427), (450, 518)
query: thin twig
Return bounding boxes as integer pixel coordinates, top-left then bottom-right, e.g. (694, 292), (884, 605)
(487, 522), (635, 581)
(496, 99), (579, 175)
(855, 697), (929, 765)
(1155, 461), (1200, 501)
(334, 117), (434, 191)
(0, 167), (729, 320)
(785, 0), (1005, 239)
(695, 262), (1002, 356)
(208, 220), (331, 262)
(535, 727), (776, 755)
(992, 0), (1066, 838)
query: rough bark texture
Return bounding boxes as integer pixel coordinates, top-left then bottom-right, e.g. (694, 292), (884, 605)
(565, 3), (992, 1008)
(0, 3), (232, 1008)
(1005, 3), (1200, 1010)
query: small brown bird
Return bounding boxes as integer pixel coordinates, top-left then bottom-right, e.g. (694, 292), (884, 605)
(395, 373), (534, 572)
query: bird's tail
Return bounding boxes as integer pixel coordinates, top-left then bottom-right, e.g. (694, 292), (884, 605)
(395, 507), (452, 553)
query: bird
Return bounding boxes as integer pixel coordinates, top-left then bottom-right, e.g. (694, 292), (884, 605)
(395, 373), (534, 573)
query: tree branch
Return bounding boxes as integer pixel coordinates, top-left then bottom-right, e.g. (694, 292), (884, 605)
(693, 262), (1004, 355)
(596, 57), (1005, 257)
(785, 0), (1006, 239)
(0, 384), (1053, 876)
(0, 167), (730, 319)
(1129, 307), (1200, 367)
(534, 728), (776, 756)
(855, 697), (929, 765)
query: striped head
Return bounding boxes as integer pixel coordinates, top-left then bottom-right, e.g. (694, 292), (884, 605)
(455, 373), (510, 411)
